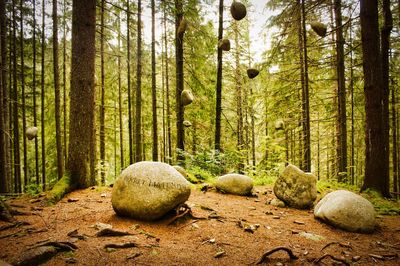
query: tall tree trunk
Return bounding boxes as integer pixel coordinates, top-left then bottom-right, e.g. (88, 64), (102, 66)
(175, 0), (185, 163)
(126, 0), (133, 164)
(12, 0), (21, 193)
(360, 0), (389, 196)
(214, 0), (223, 152)
(392, 80), (398, 196)
(334, 0), (347, 181)
(68, 0), (96, 188)
(99, 0), (105, 184)
(62, 0), (67, 164)
(234, 22), (244, 173)
(53, 0), (64, 181)
(300, 0), (311, 172)
(41, 0), (46, 189)
(163, 1), (172, 164)
(117, 14), (124, 169)
(349, 16), (355, 185)
(151, 0), (158, 161)
(20, 0), (28, 189)
(135, 0), (143, 162)
(380, 0), (392, 196)
(0, 0), (8, 193)
(33, 0), (39, 186)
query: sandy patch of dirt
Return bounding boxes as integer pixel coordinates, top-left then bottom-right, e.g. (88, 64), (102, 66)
(1, 186), (399, 265)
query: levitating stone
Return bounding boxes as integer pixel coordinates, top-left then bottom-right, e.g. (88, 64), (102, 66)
(183, 120), (192, 127)
(230, 1), (247, 21)
(310, 21), (327, 37)
(178, 18), (187, 35)
(314, 190), (377, 233)
(26, 127), (39, 140)
(112, 161), (191, 221)
(218, 39), (231, 51)
(247, 68), (259, 79)
(181, 90), (194, 106)
(275, 120), (285, 130)
(274, 164), (317, 209)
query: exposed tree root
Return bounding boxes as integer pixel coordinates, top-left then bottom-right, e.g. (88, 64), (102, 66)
(96, 228), (134, 237)
(321, 241), (352, 251)
(256, 246), (298, 264)
(46, 175), (74, 203)
(104, 242), (137, 249)
(314, 254), (350, 265)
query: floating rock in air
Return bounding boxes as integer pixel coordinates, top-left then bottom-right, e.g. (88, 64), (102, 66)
(26, 127), (38, 140)
(247, 68), (259, 79)
(178, 18), (187, 35)
(216, 173), (253, 196)
(181, 90), (194, 106)
(230, 1), (247, 21)
(273, 164), (317, 209)
(275, 120), (285, 130)
(314, 190), (377, 233)
(310, 21), (327, 37)
(183, 120), (192, 127)
(218, 39), (231, 51)
(112, 161), (191, 221)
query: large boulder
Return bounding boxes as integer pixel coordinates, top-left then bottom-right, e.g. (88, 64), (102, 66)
(112, 161), (191, 221)
(273, 164), (317, 209)
(314, 190), (376, 233)
(216, 174), (253, 196)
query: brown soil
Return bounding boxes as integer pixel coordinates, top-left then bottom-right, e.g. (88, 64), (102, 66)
(1, 186), (399, 265)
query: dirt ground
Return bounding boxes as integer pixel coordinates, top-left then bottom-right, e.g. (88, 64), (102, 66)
(1, 186), (399, 265)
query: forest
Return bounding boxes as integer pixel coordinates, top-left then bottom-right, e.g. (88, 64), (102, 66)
(0, 0), (399, 198)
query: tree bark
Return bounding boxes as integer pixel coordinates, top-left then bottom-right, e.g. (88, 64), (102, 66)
(100, 0), (106, 184)
(0, 0), (7, 193)
(135, 0), (143, 162)
(360, 0), (390, 196)
(334, 0), (347, 181)
(33, 0), (39, 186)
(41, 0), (46, 189)
(175, 0), (185, 163)
(67, 0), (97, 188)
(214, 0), (223, 152)
(117, 14), (124, 169)
(53, 0), (64, 181)
(163, 1), (172, 164)
(62, 0), (68, 164)
(126, 0), (133, 164)
(151, 0), (158, 161)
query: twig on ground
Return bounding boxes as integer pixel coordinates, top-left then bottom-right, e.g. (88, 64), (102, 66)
(321, 241), (352, 251)
(256, 247), (298, 264)
(104, 242), (137, 249)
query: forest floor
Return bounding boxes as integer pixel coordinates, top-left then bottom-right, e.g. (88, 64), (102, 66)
(0, 186), (399, 266)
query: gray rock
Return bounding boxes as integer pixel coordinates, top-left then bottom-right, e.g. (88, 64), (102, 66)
(273, 164), (317, 209)
(270, 198), (285, 208)
(216, 174), (253, 196)
(314, 190), (376, 233)
(112, 161), (191, 221)
(173, 165), (188, 178)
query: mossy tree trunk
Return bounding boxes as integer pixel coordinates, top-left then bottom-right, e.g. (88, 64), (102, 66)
(49, 0), (96, 202)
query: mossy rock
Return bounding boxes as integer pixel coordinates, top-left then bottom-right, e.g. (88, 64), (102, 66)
(216, 173), (253, 196)
(183, 120), (192, 127)
(230, 1), (247, 21)
(112, 161), (191, 221)
(275, 120), (285, 130)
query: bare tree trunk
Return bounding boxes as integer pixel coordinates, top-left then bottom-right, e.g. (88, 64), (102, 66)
(163, 2), (172, 164)
(41, 0), (46, 189)
(360, 0), (390, 196)
(175, 0), (185, 163)
(392, 79), (398, 196)
(334, 0), (347, 181)
(99, 0), (105, 184)
(53, 0), (64, 181)
(20, 0), (28, 190)
(300, 0), (311, 172)
(117, 14), (124, 169)
(62, 0), (68, 164)
(0, 0), (7, 193)
(33, 0), (39, 186)
(151, 0), (158, 161)
(135, 0), (143, 162)
(126, 0), (133, 164)
(214, 0), (223, 152)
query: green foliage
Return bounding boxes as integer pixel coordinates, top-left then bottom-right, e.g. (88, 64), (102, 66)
(24, 183), (42, 196)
